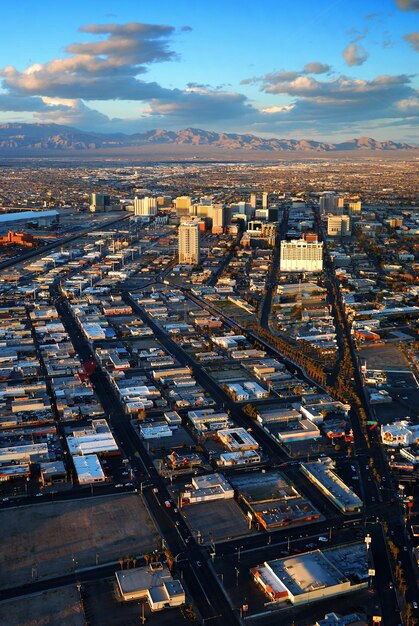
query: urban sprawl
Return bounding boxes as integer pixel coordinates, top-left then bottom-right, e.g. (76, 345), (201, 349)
(0, 159), (418, 626)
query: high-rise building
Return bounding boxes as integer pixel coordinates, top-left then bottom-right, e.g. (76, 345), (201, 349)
(90, 193), (111, 213)
(319, 193), (338, 215)
(327, 215), (351, 236)
(157, 196), (172, 208)
(178, 220), (201, 265)
(348, 200), (362, 215)
(280, 239), (323, 272)
(209, 204), (225, 230)
(262, 192), (269, 209)
(250, 193), (257, 209)
(174, 196), (192, 216)
(134, 196), (158, 216)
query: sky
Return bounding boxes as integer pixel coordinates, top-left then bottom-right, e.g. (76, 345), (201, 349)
(0, 0), (418, 141)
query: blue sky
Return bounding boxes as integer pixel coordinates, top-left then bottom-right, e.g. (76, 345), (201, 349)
(0, 0), (418, 140)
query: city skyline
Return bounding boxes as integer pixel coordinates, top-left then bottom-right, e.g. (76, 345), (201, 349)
(0, 0), (418, 142)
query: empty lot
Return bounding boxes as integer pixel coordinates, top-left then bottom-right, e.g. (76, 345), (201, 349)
(0, 585), (84, 626)
(181, 498), (255, 543)
(0, 493), (159, 589)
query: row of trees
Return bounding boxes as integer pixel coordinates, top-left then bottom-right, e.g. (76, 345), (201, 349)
(246, 323), (329, 388)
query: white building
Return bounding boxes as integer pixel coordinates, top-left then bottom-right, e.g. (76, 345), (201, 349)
(134, 196), (157, 216)
(381, 421), (419, 447)
(327, 215), (351, 237)
(178, 221), (201, 265)
(280, 240), (323, 272)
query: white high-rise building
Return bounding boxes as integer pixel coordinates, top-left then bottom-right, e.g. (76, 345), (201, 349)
(134, 196), (157, 216)
(280, 239), (323, 272)
(178, 221), (201, 265)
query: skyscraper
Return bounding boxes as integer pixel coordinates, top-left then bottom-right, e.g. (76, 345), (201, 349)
(178, 220), (201, 265)
(262, 192), (269, 209)
(280, 239), (323, 272)
(90, 193), (110, 213)
(174, 196), (192, 216)
(134, 196), (158, 216)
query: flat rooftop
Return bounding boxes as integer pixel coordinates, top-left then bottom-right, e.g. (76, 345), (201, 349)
(269, 550), (346, 596)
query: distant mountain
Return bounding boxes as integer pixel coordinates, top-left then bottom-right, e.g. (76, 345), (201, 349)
(0, 123), (415, 152)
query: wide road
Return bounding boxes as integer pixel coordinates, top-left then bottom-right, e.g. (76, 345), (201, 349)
(47, 283), (239, 626)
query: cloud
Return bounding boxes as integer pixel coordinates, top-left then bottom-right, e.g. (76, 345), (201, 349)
(244, 70), (418, 138)
(303, 62), (331, 74)
(342, 43), (369, 66)
(404, 32), (419, 51)
(144, 87), (255, 123)
(396, 0), (419, 10)
(1, 22), (181, 101)
(0, 94), (68, 112)
(242, 63), (331, 85)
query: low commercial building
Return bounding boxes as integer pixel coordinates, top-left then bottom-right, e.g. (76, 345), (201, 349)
(116, 564), (185, 609)
(251, 544), (368, 606)
(217, 450), (261, 467)
(66, 419), (119, 456)
(300, 458), (363, 514)
(381, 421), (419, 447)
(181, 473), (234, 505)
(73, 454), (106, 485)
(217, 427), (259, 452)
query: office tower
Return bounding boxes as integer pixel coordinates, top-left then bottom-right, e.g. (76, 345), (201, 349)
(268, 207), (279, 222)
(157, 196), (172, 208)
(327, 215), (351, 236)
(174, 196), (192, 216)
(348, 200), (362, 216)
(280, 239), (323, 272)
(262, 192), (269, 209)
(255, 209), (269, 221)
(134, 196), (158, 216)
(209, 204), (225, 230)
(178, 220), (201, 265)
(90, 193), (110, 213)
(250, 193), (257, 209)
(319, 193), (338, 215)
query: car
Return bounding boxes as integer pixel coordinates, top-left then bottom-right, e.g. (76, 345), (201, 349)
(318, 536), (328, 542)
(115, 483), (124, 488)
(196, 560), (202, 567)
(413, 601), (418, 609)
(165, 500), (171, 508)
(35, 493), (43, 497)
(403, 546), (408, 552)
(389, 582), (393, 589)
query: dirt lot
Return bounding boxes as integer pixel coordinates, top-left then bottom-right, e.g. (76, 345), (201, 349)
(0, 585), (84, 626)
(358, 343), (409, 371)
(0, 493), (159, 589)
(181, 498), (255, 543)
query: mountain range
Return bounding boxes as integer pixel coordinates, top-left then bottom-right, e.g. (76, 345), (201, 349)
(0, 123), (416, 152)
